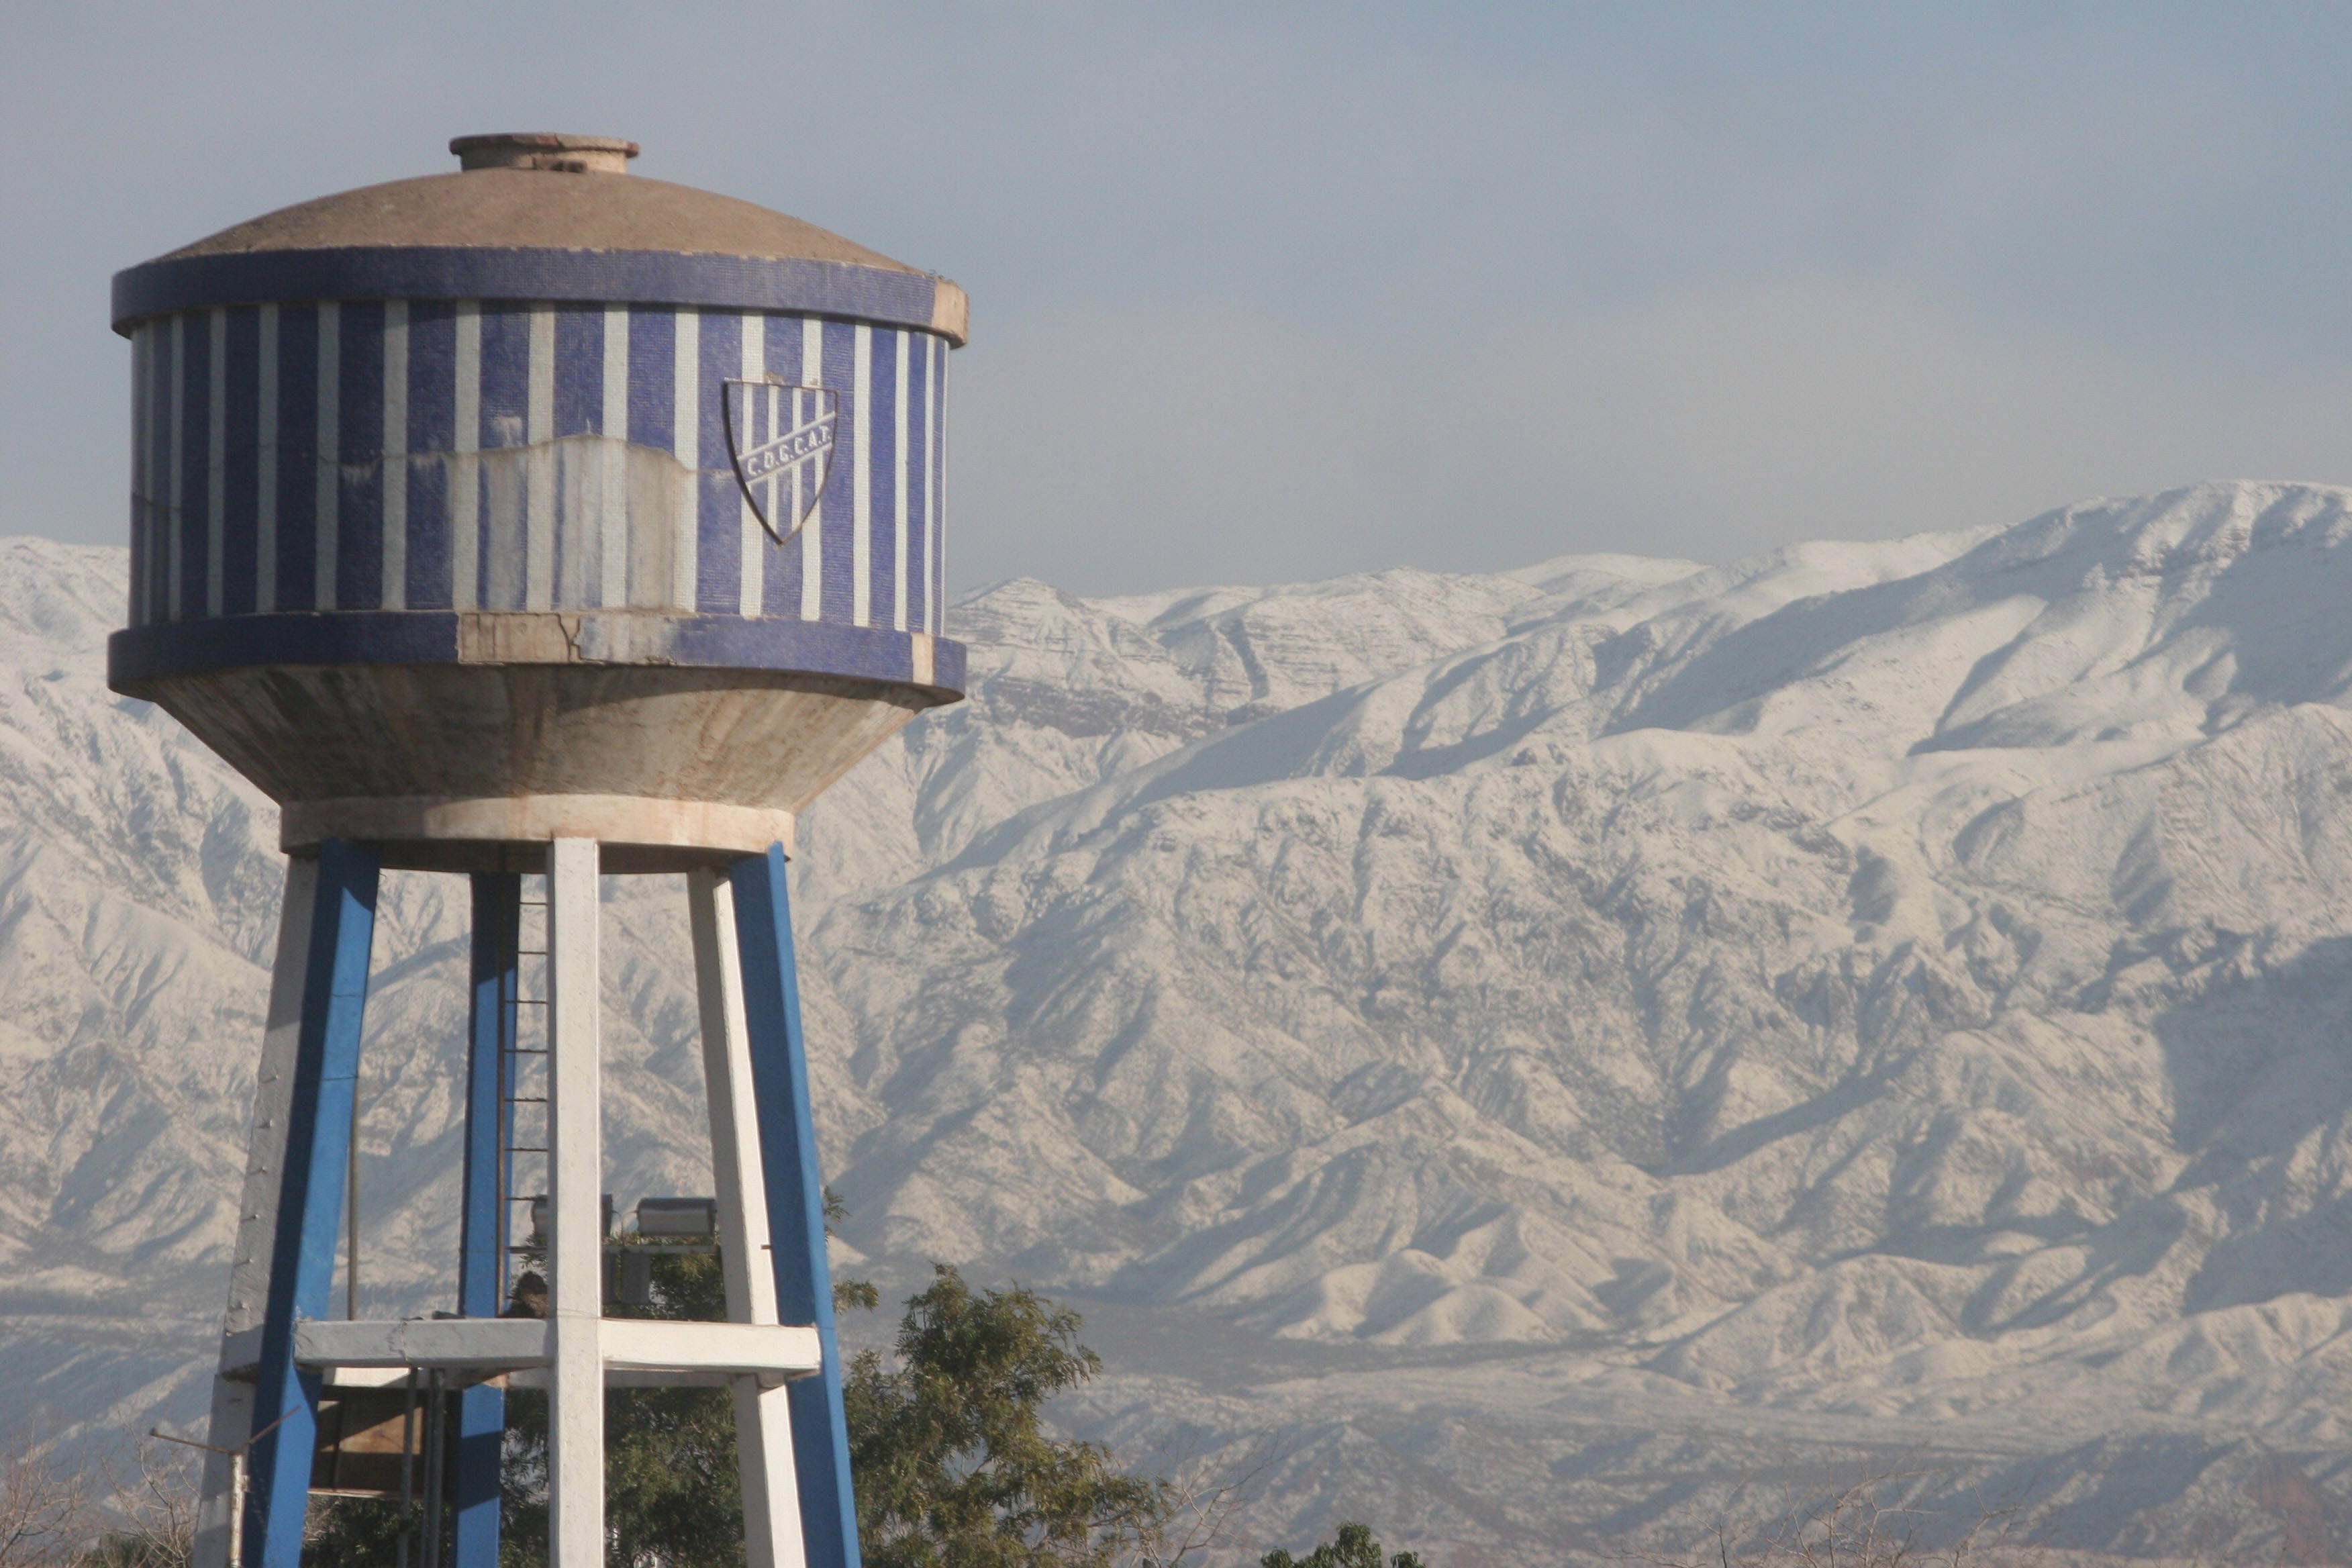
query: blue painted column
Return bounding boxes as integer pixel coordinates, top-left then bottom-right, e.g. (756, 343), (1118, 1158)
(730, 844), (862, 1568)
(246, 838), (381, 1567)
(454, 872), (519, 1568)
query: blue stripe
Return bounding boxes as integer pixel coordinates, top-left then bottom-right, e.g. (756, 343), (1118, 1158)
(246, 840), (380, 1568)
(407, 301), (458, 451)
(933, 338), (947, 634)
(479, 305), (530, 450)
(461, 873), (517, 1315)
(626, 306), (675, 456)
(107, 611), (966, 693)
(762, 315), (805, 617)
(553, 304), (601, 438)
(127, 327), (145, 622)
(453, 1383), (505, 1568)
(478, 306), (532, 609)
(818, 320), (855, 623)
(275, 306), (320, 613)
(178, 316), (210, 621)
(406, 302), (456, 609)
(152, 322), (173, 620)
(870, 328), (897, 630)
(140, 325), (170, 622)
(455, 872), (516, 1567)
(336, 300), (385, 610)
(220, 308), (261, 616)
(115, 246), (956, 342)
(111, 612), (459, 681)
(552, 305), (603, 599)
(905, 334), (929, 637)
(407, 458), (451, 609)
(696, 311), (741, 614)
(656, 613), (964, 685)
(728, 846), (865, 1568)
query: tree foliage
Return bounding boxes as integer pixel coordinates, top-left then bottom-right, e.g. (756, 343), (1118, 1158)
(846, 1265), (1169, 1568)
(301, 1187), (1171, 1568)
(308, 1237), (1165, 1565)
(497, 1242), (755, 1568)
(1259, 1522), (1424, 1568)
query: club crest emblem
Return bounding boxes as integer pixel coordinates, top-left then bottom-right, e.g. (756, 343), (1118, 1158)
(722, 378), (842, 543)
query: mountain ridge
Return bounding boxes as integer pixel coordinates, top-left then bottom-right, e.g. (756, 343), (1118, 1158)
(7, 483), (2352, 1557)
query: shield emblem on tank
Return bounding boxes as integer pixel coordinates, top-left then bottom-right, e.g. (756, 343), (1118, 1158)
(723, 378), (842, 543)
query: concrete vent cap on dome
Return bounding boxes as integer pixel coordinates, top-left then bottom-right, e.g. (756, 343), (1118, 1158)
(450, 132), (640, 173)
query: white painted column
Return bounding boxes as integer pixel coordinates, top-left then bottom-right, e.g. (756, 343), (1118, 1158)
(687, 869), (807, 1568)
(546, 838), (605, 1567)
(194, 856), (321, 1568)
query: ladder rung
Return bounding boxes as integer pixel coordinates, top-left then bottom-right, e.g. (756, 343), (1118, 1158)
(508, 1046), (549, 1055)
(507, 1095), (548, 1104)
(507, 1145), (548, 1154)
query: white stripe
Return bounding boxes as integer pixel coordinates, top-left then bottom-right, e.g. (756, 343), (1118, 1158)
(762, 385), (780, 536)
(207, 309), (226, 617)
(800, 319), (823, 621)
(738, 316), (765, 617)
(315, 302), (340, 611)
(672, 310), (699, 611)
(789, 387), (805, 567)
(452, 302), (481, 610)
(381, 300), (409, 610)
(932, 337), (946, 636)
(893, 330), (909, 633)
(852, 324), (872, 627)
(601, 306), (629, 607)
(526, 306), (556, 611)
(256, 306), (279, 614)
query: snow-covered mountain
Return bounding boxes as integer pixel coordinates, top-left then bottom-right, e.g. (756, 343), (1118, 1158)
(9, 482), (2352, 1562)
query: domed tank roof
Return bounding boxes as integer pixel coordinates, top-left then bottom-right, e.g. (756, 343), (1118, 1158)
(111, 132), (969, 342)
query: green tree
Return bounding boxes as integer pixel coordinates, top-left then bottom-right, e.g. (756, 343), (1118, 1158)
(309, 1207), (1168, 1567)
(846, 1265), (1167, 1568)
(309, 1238), (767, 1567)
(1259, 1522), (1424, 1568)
(497, 1239), (772, 1568)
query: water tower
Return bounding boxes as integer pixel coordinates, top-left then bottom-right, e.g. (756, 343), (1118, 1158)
(107, 132), (967, 1568)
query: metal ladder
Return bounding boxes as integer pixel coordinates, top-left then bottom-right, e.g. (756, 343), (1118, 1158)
(502, 883), (550, 1272)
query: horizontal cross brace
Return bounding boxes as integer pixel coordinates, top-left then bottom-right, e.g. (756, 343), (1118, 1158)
(219, 1318), (822, 1387)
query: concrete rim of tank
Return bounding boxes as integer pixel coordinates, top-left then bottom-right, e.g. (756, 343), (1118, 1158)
(107, 611), (969, 697)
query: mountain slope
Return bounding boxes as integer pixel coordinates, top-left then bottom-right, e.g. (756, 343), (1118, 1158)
(9, 485), (2352, 1558)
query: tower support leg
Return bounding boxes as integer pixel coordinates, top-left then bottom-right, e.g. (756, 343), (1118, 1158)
(246, 839), (382, 1567)
(730, 845), (863, 1568)
(453, 872), (520, 1568)
(687, 869), (807, 1568)
(546, 839), (605, 1567)
(194, 855), (320, 1568)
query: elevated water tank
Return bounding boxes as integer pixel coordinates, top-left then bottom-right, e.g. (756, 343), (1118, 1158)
(107, 132), (967, 869)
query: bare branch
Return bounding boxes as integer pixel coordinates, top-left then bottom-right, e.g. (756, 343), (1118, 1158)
(0, 1417), (91, 1568)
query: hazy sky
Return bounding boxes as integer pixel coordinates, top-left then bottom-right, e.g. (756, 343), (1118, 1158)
(9, 2), (2352, 594)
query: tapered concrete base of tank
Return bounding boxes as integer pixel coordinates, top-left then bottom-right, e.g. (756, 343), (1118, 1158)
(277, 797), (799, 872)
(115, 660), (945, 870)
